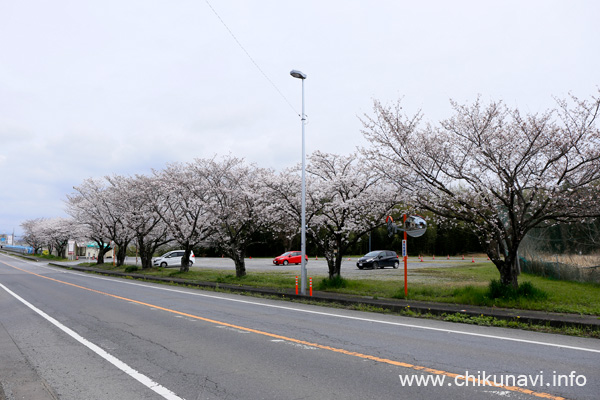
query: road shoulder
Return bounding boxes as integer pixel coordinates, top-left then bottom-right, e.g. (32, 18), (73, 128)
(0, 320), (58, 400)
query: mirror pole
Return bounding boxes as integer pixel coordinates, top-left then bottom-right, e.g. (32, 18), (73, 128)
(403, 214), (408, 298)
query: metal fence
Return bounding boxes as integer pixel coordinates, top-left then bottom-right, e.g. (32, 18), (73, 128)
(519, 225), (600, 284)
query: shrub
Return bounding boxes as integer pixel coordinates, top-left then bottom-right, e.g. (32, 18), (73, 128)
(124, 266), (139, 273)
(318, 276), (348, 290)
(452, 285), (488, 304)
(487, 279), (547, 301)
(517, 281), (548, 300)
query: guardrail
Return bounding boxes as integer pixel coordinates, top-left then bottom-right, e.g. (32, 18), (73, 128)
(0, 245), (34, 254)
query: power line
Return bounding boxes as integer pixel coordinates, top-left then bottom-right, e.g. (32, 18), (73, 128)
(203, 0), (300, 116)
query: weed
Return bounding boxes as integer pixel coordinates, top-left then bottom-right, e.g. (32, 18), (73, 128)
(350, 304), (387, 313)
(452, 285), (489, 305)
(487, 279), (548, 301)
(75, 262), (600, 315)
(317, 276), (348, 290)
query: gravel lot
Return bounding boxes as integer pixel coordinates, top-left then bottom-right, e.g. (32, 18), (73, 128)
(186, 256), (488, 280)
(71, 255), (492, 282)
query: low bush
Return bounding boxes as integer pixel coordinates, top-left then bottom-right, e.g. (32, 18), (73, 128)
(487, 279), (548, 301)
(318, 276), (348, 290)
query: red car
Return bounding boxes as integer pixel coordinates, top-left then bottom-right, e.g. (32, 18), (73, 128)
(273, 251), (309, 265)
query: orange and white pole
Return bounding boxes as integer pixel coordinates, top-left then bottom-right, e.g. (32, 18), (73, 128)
(403, 214), (408, 298)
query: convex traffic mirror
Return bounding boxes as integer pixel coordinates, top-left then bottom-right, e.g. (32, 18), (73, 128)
(386, 215), (427, 238)
(404, 215), (427, 238)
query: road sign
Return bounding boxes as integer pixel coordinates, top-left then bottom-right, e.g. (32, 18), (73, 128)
(402, 240), (407, 257)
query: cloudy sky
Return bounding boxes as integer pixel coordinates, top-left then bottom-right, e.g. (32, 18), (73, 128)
(1, 0), (598, 236)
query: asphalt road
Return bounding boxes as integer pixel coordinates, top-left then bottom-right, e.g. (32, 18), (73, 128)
(1, 252), (599, 400)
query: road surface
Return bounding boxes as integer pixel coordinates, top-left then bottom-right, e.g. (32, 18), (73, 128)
(1, 252), (598, 399)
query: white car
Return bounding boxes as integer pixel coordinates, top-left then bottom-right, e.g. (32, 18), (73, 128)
(153, 250), (195, 267)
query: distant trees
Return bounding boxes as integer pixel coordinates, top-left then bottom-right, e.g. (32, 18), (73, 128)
(66, 178), (114, 264)
(66, 176), (135, 267)
(21, 218), (46, 254)
(21, 217), (82, 258)
(362, 92), (600, 288)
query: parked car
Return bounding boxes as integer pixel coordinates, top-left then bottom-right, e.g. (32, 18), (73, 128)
(356, 250), (399, 269)
(153, 250), (195, 267)
(273, 251), (309, 265)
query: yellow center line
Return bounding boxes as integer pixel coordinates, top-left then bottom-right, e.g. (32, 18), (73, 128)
(3, 261), (567, 400)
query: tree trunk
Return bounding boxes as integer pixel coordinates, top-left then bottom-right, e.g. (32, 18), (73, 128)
(326, 257), (336, 279)
(329, 251), (343, 279)
(232, 249), (247, 278)
(90, 238), (110, 265)
(97, 250), (105, 264)
(55, 242), (67, 259)
(137, 236), (156, 270)
(179, 245), (195, 273)
(492, 258), (519, 289)
(116, 244), (128, 267)
(96, 246), (110, 265)
(328, 254), (342, 279)
(180, 250), (191, 272)
(140, 246), (154, 269)
(487, 238), (520, 289)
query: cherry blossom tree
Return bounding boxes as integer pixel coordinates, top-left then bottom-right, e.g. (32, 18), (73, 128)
(263, 168), (317, 252)
(66, 178), (114, 264)
(93, 177), (135, 266)
(267, 151), (401, 279)
(67, 177), (134, 266)
(152, 162), (215, 272)
(362, 92), (600, 288)
(21, 218), (47, 254)
(21, 217), (81, 258)
(200, 156), (276, 278)
(42, 217), (78, 258)
(106, 174), (172, 270)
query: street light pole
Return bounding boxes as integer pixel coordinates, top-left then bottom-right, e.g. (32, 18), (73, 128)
(290, 69), (307, 295)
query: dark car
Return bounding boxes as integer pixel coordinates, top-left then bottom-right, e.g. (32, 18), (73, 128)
(356, 250), (399, 269)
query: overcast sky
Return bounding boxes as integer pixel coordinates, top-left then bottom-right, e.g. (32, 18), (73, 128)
(1, 0), (598, 236)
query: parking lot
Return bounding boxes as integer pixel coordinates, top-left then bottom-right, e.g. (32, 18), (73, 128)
(138, 255), (490, 280)
(61, 254), (491, 283)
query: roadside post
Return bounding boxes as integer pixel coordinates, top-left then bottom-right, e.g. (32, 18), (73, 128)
(386, 215), (427, 298)
(402, 214), (408, 297)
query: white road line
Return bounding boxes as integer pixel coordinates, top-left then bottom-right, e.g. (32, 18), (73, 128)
(0, 282), (185, 400)
(24, 262), (600, 354)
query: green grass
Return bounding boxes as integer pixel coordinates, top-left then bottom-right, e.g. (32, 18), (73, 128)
(85, 264), (299, 290)
(33, 253), (69, 262)
(406, 265), (600, 315)
(81, 262), (600, 315)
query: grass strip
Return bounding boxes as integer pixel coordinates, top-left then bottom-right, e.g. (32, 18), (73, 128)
(78, 262), (600, 316)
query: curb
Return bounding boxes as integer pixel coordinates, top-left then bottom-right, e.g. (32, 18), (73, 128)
(0, 249), (39, 262)
(49, 263), (600, 331)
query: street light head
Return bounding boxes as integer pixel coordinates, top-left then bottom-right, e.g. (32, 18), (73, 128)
(290, 69), (307, 79)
